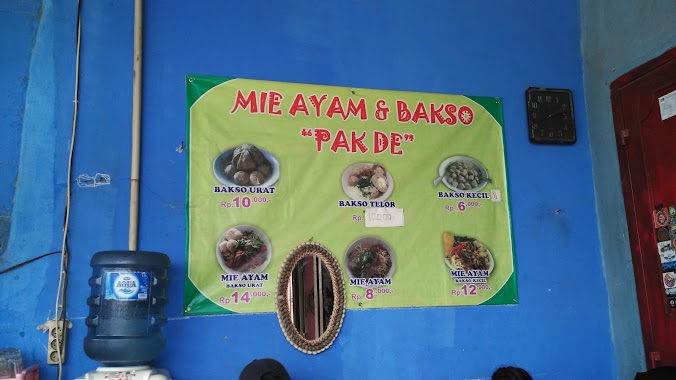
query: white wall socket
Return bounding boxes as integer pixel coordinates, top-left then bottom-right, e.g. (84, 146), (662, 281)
(39, 319), (72, 365)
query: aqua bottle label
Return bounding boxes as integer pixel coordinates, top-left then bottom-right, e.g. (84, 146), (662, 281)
(104, 271), (150, 301)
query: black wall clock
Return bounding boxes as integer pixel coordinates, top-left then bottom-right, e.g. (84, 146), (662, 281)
(526, 87), (576, 144)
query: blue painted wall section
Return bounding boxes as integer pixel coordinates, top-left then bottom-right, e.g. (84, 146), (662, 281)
(0, 0), (77, 369)
(0, 1), (42, 258)
(580, 1), (676, 379)
(0, 1), (638, 378)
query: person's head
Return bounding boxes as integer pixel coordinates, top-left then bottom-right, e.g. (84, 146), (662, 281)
(239, 358), (291, 380)
(492, 366), (533, 380)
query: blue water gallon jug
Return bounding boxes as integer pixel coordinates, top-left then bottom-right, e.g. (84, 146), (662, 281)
(84, 250), (170, 366)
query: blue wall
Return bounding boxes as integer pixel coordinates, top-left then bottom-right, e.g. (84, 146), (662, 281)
(580, 1), (676, 379)
(0, 0), (41, 259)
(1, 1), (621, 379)
(0, 0), (77, 369)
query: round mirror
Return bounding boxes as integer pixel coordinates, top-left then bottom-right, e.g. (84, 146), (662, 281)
(275, 242), (346, 354)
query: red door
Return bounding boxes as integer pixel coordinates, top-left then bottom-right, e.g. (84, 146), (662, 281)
(612, 47), (676, 368)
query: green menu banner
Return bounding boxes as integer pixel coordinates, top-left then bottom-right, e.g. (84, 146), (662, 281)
(184, 75), (517, 315)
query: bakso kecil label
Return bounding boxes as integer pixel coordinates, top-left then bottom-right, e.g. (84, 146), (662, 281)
(185, 76), (516, 315)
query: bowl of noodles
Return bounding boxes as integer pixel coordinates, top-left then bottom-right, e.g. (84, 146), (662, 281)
(344, 237), (395, 287)
(442, 232), (494, 274)
(216, 225), (272, 274)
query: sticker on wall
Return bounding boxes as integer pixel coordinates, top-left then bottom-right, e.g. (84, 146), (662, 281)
(658, 241), (676, 264)
(664, 262), (676, 274)
(654, 205), (671, 242)
(665, 272), (676, 290)
(662, 272), (676, 308)
(657, 228), (670, 242)
(669, 205), (676, 239)
(658, 89), (676, 121)
(654, 208), (670, 228)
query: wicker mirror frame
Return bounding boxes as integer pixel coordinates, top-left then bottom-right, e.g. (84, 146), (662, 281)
(275, 242), (346, 354)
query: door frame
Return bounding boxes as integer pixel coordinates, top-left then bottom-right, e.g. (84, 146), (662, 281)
(610, 47), (676, 368)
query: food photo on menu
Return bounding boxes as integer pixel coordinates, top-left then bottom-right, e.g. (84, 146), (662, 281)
(344, 236), (395, 284)
(436, 155), (490, 192)
(216, 225), (272, 274)
(341, 163), (394, 201)
(213, 143), (280, 187)
(443, 232), (494, 274)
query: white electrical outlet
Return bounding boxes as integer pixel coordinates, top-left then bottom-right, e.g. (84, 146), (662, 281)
(38, 319), (72, 365)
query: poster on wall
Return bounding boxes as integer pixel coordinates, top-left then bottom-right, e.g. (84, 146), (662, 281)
(184, 75), (518, 315)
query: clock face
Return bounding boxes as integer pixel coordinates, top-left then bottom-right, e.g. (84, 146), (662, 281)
(526, 88), (576, 144)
